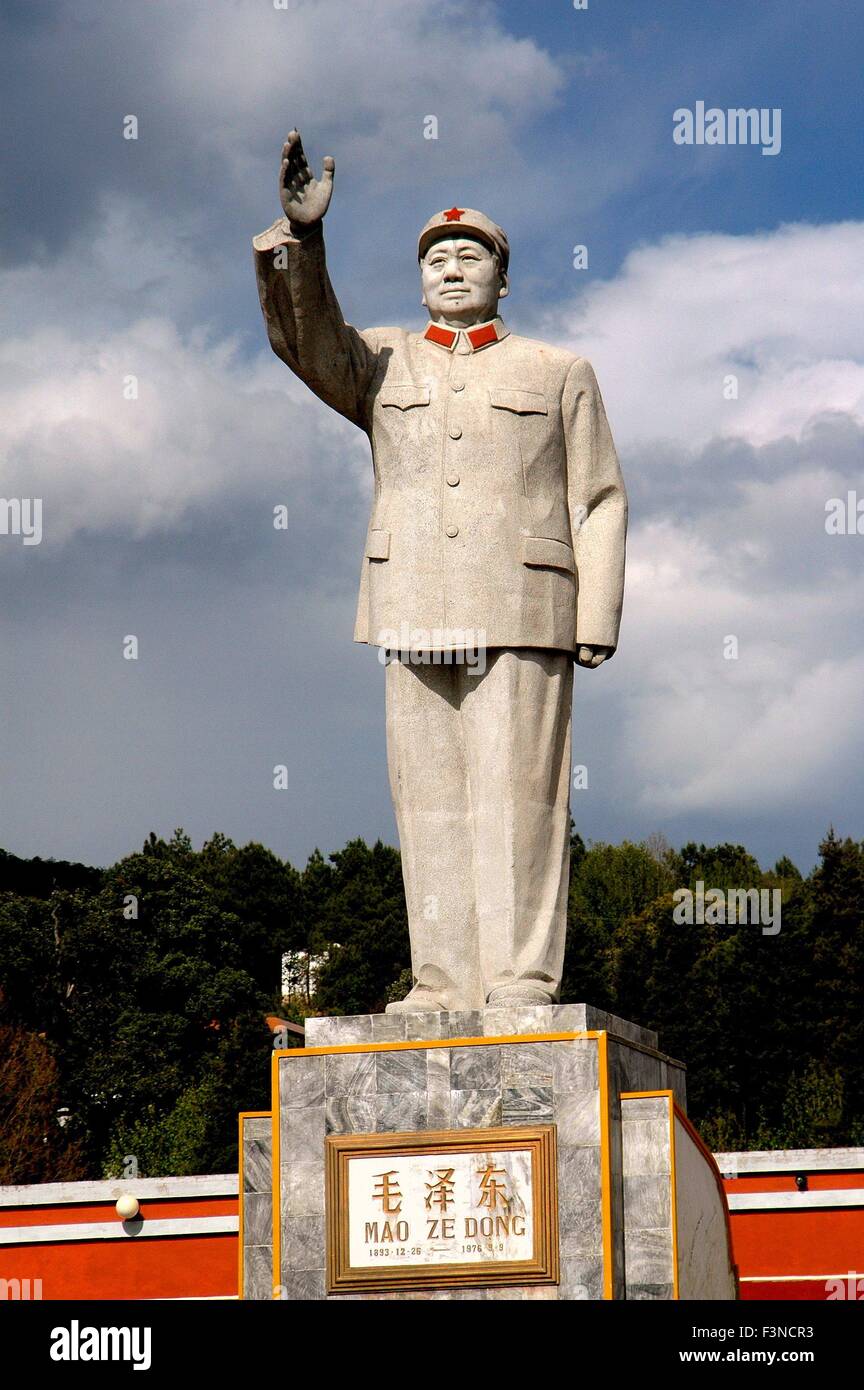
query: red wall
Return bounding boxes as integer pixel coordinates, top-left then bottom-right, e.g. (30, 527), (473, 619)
(0, 1192), (238, 1300)
(724, 1171), (864, 1301)
(4, 1166), (863, 1300)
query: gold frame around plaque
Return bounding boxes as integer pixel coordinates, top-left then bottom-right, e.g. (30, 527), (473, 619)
(325, 1124), (559, 1294)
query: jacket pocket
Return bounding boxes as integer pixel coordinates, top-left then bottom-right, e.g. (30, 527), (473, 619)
(521, 536), (575, 573)
(378, 384), (431, 410)
(489, 387), (548, 415)
(365, 528), (391, 560)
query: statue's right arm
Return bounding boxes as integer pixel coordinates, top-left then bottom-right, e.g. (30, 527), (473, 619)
(253, 221), (378, 429)
(252, 132), (378, 430)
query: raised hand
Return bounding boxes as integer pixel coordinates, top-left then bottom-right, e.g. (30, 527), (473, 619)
(279, 129), (335, 229)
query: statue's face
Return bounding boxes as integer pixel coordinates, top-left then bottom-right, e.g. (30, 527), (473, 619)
(421, 236), (507, 326)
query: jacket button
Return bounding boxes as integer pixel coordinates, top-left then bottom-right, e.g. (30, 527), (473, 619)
(448, 425), (462, 439)
(445, 524), (459, 537)
(446, 473), (460, 487)
(451, 382), (465, 392)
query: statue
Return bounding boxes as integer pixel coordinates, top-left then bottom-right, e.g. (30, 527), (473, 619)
(253, 132), (627, 1014)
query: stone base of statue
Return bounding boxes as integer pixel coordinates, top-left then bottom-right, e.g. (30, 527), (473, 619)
(239, 1004), (737, 1300)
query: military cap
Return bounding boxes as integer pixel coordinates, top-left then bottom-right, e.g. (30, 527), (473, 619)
(418, 207), (510, 272)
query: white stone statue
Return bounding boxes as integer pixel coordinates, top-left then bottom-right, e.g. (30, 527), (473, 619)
(253, 132), (627, 1014)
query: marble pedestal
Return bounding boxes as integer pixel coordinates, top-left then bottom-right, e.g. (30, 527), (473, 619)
(238, 1003), (734, 1301)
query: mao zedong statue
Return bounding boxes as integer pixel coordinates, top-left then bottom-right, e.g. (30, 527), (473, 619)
(253, 131), (627, 1015)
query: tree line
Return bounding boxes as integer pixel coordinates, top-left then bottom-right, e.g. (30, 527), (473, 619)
(0, 826), (862, 1183)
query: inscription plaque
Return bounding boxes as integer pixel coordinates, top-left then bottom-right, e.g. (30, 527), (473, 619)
(326, 1125), (558, 1293)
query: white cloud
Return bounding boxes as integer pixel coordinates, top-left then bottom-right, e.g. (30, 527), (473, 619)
(0, 196), (373, 545)
(544, 221), (864, 451)
(641, 654), (864, 813)
(0, 310), (368, 544)
(159, 0), (564, 179)
(618, 515), (864, 813)
(544, 221), (864, 817)
(4, 191), (863, 833)
(4, 0), (861, 869)
(1, 0), (570, 544)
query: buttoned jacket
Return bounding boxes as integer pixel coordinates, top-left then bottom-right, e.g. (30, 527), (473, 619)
(253, 219), (627, 653)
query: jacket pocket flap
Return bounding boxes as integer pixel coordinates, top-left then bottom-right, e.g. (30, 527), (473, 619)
(489, 387), (548, 415)
(365, 529), (391, 560)
(378, 384), (431, 410)
(521, 536), (575, 573)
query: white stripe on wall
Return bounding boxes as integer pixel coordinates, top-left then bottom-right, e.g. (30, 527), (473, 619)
(715, 1148), (864, 1175)
(728, 1189), (864, 1212)
(0, 1175), (237, 1208)
(739, 1274), (864, 1283)
(0, 1215), (239, 1246)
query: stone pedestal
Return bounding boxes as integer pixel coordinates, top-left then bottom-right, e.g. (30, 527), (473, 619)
(239, 1111), (273, 1301)
(622, 1093), (739, 1299)
(238, 1002), (734, 1300)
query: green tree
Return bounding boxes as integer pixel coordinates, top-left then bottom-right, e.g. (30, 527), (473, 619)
(312, 839), (411, 1015)
(56, 840), (267, 1172)
(563, 839), (676, 1007)
(4, 825), (863, 1170)
(0, 1013), (86, 1184)
(195, 833), (303, 992)
(810, 830), (864, 1123)
(753, 1061), (845, 1150)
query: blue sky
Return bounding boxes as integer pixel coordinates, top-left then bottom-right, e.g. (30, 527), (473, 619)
(1, 0), (862, 874)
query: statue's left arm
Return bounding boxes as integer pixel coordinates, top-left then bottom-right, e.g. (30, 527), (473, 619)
(563, 357), (628, 659)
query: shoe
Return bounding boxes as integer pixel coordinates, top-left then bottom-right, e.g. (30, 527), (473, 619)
(486, 987), (554, 1008)
(385, 986), (449, 1014)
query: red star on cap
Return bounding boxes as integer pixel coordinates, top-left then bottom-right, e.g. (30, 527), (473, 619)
(442, 207), (465, 222)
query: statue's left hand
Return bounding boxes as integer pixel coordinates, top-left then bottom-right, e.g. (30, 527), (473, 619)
(576, 645), (613, 668)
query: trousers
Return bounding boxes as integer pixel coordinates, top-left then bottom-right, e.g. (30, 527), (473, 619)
(384, 647), (573, 1010)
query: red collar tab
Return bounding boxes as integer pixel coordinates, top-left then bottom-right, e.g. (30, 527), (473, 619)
(424, 324), (457, 348)
(467, 322), (499, 350)
(423, 320), (508, 352)
(442, 207), (465, 222)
